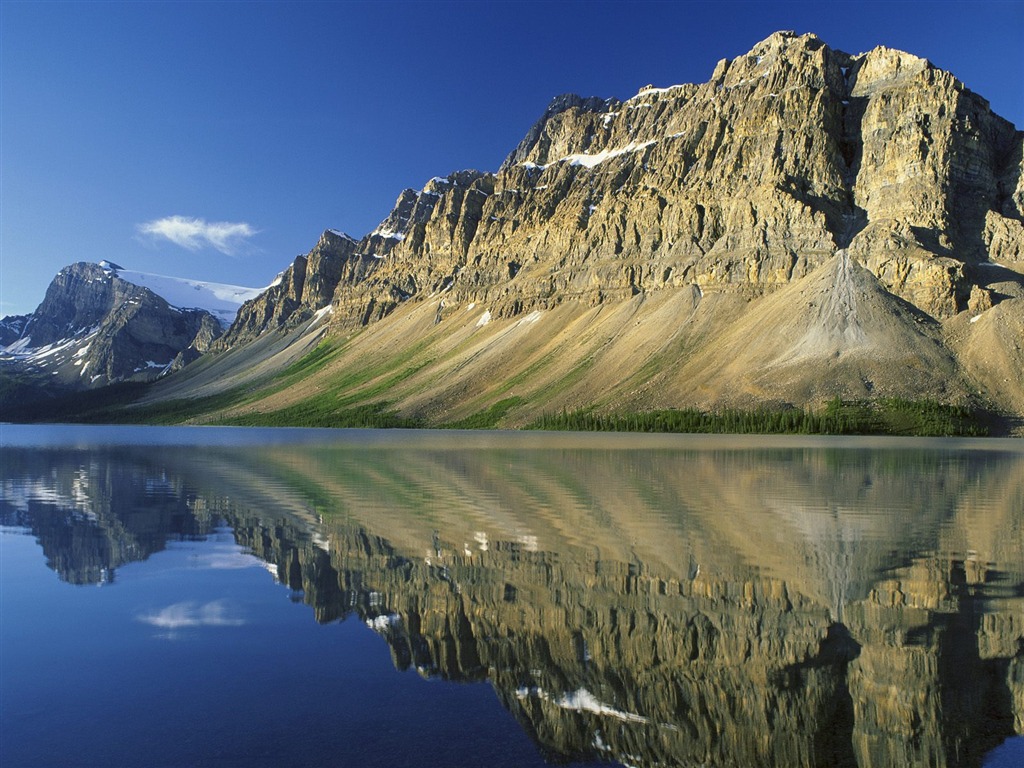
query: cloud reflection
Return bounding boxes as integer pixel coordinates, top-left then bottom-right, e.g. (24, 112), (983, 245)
(138, 599), (245, 630)
(193, 550), (263, 570)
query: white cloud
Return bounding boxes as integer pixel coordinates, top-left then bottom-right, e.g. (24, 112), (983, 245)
(138, 599), (245, 630)
(138, 215), (257, 254)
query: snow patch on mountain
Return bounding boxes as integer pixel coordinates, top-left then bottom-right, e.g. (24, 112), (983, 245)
(522, 140), (657, 171)
(101, 263), (265, 327)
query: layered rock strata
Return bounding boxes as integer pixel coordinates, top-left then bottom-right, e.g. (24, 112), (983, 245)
(219, 229), (366, 346)
(174, 31), (1024, 425)
(288, 31), (1021, 331)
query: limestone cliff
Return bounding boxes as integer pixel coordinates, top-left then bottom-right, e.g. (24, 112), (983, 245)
(307, 31), (1020, 327)
(166, 31), (1022, 427)
(219, 229), (366, 346)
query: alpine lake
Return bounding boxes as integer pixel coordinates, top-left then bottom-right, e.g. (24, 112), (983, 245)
(2, 424), (1022, 768)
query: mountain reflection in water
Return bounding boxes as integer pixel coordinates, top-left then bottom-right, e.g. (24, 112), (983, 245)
(2, 431), (1022, 768)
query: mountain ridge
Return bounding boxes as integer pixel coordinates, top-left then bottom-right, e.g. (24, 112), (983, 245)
(4, 31), (1023, 430)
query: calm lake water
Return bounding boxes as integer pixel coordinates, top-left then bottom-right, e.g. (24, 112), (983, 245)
(1, 424), (1022, 768)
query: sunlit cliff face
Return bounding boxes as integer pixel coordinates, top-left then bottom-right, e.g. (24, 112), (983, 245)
(4, 438), (1022, 767)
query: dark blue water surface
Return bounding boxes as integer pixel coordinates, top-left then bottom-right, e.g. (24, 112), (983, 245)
(2, 425), (1022, 767)
(2, 530), (573, 768)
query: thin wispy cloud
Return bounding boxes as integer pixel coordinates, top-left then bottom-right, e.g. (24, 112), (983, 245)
(138, 215), (257, 255)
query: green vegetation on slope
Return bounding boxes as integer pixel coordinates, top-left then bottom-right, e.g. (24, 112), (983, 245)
(117, 388), (254, 425)
(279, 338), (346, 380)
(194, 333), (442, 428)
(2, 347), (994, 438)
(444, 397), (525, 429)
(529, 398), (990, 437)
(218, 401), (422, 429)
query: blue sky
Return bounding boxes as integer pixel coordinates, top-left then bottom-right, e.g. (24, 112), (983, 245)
(2, 1), (1022, 317)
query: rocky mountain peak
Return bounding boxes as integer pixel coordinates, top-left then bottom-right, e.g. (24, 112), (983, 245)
(1, 261), (225, 388)
(20, 262), (120, 346)
(321, 229), (358, 248)
(750, 29), (809, 48)
(216, 226), (367, 347)
(742, 30), (832, 68)
(716, 30), (840, 91)
(369, 188), (419, 247)
(0, 315), (29, 348)
(850, 44), (932, 96)
(500, 94), (618, 172)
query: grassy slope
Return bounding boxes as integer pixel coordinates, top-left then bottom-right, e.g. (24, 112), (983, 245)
(7, 326), (991, 436)
(6, 257), (1015, 435)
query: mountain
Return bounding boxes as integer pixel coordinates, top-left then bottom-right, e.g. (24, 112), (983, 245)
(0, 261), (262, 392)
(217, 229), (363, 346)
(277, 31), (1020, 326)
(138, 31), (1021, 430)
(8, 31), (1024, 429)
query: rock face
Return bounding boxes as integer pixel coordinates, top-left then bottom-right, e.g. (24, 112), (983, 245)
(0, 314), (30, 347)
(174, 30), (1022, 427)
(0, 262), (224, 388)
(219, 229), (365, 346)
(282, 30), (1019, 329)
(329, 171), (496, 325)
